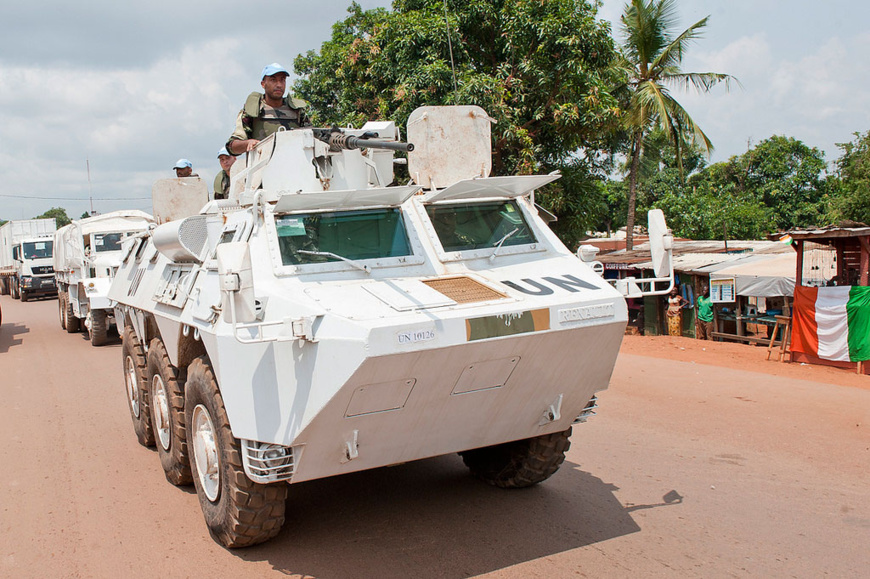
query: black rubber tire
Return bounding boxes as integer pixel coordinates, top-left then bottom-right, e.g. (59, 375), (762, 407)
(122, 326), (155, 447)
(10, 279), (19, 300)
(185, 356), (287, 548)
(65, 295), (80, 333)
(90, 310), (109, 346)
(147, 339), (192, 486)
(460, 427), (573, 489)
(20, 289), (28, 302)
(58, 292), (67, 330)
(0, 277), (8, 295)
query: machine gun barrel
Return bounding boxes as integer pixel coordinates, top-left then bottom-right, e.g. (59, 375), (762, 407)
(314, 129), (415, 153)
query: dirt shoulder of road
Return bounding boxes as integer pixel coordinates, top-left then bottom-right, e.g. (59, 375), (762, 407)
(620, 334), (869, 390)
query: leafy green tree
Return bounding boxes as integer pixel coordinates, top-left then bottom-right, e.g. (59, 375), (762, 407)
(828, 130), (870, 225)
(294, 0), (623, 246)
(80, 211), (91, 220)
(295, 0), (620, 173)
(616, 0), (736, 249)
(741, 136), (828, 230)
(643, 135), (827, 239)
(35, 207), (71, 228)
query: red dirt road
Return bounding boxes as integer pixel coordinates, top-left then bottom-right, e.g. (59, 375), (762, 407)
(1, 295), (868, 578)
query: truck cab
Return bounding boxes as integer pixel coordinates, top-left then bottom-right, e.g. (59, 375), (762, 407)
(13, 236), (56, 301)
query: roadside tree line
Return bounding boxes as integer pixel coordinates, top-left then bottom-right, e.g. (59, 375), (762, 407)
(293, 0), (865, 248)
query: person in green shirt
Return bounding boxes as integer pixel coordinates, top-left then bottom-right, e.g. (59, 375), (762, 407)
(697, 285), (714, 340)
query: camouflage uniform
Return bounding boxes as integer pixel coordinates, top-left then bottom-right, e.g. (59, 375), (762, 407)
(213, 171), (230, 200)
(226, 92), (310, 153)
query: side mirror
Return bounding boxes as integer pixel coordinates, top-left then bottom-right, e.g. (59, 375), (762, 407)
(216, 242), (257, 324)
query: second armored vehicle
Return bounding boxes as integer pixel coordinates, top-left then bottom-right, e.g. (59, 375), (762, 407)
(54, 210), (154, 345)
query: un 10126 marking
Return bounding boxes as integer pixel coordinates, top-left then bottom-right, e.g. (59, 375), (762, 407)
(558, 304), (615, 324)
(397, 329), (436, 344)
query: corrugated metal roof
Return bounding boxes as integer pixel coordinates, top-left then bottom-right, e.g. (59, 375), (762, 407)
(598, 239), (791, 268)
(633, 252), (744, 272)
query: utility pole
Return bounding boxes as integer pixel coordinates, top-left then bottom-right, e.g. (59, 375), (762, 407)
(86, 159), (94, 216)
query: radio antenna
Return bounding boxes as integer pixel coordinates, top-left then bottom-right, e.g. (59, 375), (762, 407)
(443, 0), (459, 104)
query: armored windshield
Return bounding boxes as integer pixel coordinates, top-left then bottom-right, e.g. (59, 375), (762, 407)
(275, 208), (412, 266)
(425, 200), (536, 252)
(22, 240), (53, 259)
(93, 232), (124, 252)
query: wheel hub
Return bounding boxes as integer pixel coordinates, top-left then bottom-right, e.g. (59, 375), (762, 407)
(152, 375), (171, 451)
(192, 404), (220, 502)
(124, 355), (140, 418)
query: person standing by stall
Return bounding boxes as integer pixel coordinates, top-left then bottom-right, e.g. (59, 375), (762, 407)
(696, 285), (714, 340)
(667, 286), (689, 336)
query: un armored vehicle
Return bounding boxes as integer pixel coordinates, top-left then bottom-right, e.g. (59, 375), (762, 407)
(54, 210), (154, 345)
(110, 106), (670, 548)
(0, 219), (57, 301)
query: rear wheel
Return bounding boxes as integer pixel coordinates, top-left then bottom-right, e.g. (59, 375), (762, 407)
(122, 326), (155, 447)
(147, 339), (192, 486)
(65, 295), (80, 333)
(0, 277), (8, 295)
(460, 427), (573, 489)
(185, 356), (287, 548)
(58, 291), (67, 329)
(90, 310), (109, 346)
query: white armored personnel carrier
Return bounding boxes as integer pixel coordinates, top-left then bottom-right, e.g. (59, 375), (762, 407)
(55, 210), (154, 345)
(110, 106), (672, 547)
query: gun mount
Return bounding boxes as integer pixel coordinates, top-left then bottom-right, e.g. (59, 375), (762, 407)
(313, 128), (414, 153)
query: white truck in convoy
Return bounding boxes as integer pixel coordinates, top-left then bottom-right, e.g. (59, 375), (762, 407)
(109, 106), (673, 548)
(0, 219), (58, 301)
(54, 210), (154, 345)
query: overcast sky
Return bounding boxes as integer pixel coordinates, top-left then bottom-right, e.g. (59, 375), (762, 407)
(1, 0), (867, 220)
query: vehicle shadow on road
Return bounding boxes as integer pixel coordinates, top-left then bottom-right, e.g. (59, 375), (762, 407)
(0, 322), (29, 353)
(238, 456), (645, 578)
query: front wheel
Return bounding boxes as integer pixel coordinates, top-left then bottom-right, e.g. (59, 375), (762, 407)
(185, 356), (287, 548)
(460, 427), (573, 489)
(90, 310), (109, 346)
(10, 279), (19, 300)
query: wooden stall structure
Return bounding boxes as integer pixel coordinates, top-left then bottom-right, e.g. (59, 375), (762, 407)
(785, 224), (870, 374)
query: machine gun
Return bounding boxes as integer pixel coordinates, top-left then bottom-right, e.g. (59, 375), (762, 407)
(312, 127), (414, 153)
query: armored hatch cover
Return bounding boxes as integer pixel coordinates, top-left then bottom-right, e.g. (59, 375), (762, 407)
(407, 105), (494, 190)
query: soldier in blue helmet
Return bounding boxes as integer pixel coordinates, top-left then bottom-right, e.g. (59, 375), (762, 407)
(213, 147), (235, 200)
(226, 63), (311, 156)
(173, 158), (197, 178)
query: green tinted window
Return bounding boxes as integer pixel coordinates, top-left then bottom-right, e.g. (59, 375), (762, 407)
(275, 208), (412, 266)
(425, 200), (536, 252)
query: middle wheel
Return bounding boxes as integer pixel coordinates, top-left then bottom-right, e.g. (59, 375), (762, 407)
(147, 339), (192, 486)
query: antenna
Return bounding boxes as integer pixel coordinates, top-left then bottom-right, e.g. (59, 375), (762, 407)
(443, 0), (459, 104)
(86, 158), (94, 216)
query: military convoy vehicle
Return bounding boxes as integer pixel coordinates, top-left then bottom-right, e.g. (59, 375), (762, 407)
(0, 219), (57, 301)
(109, 106), (672, 548)
(54, 211), (154, 345)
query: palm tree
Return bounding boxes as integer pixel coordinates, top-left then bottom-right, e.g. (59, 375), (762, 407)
(618, 0), (737, 249)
